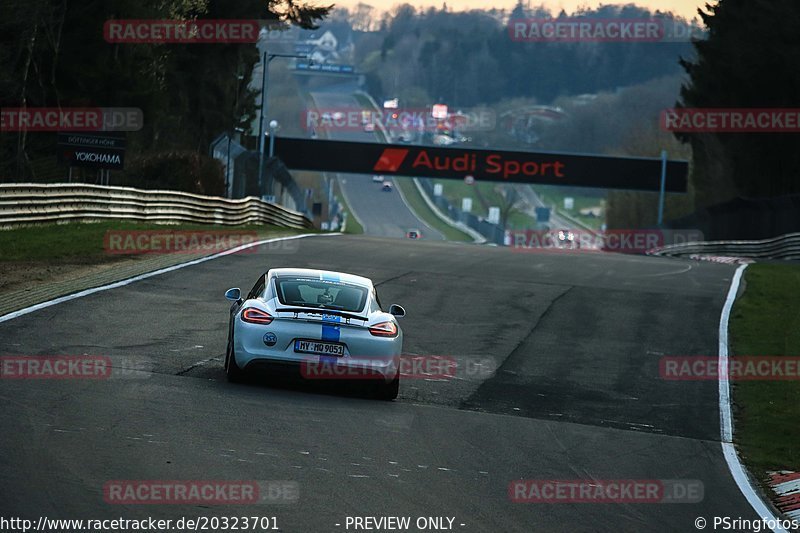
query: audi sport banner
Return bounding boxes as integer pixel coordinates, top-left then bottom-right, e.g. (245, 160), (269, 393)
(272, 137), (688, 192)
(57, 132), (126, 170)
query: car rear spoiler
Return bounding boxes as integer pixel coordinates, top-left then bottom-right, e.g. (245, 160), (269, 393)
(276, 307), (368, 323)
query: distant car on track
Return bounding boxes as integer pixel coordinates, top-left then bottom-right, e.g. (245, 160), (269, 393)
(382, 181), (393, 191)
(556, 229), (578, 248)
(372, 175), (384, 183)
(406, 229), (422, 239)
(224, 268), (406, 399)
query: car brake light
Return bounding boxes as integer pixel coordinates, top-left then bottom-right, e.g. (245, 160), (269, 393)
(369, 321), (398, 337)
(241, 308), (273, 324)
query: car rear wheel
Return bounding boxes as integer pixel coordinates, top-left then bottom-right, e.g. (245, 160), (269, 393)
(225, 336), (246, 383)
(374, 374), (399, 401)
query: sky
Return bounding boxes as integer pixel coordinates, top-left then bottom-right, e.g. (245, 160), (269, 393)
(330, 0), (706, 21)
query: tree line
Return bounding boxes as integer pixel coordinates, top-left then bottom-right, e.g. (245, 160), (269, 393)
(341, 3), (697, 109)
(0, 0), (328, 187)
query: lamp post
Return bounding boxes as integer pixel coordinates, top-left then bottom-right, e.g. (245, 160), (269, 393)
(226, 126), (245, 198)
(268, 120), (278, 158)
(226, 134), (231, 197)
(267, 120), (278, 197)
(657, 149), (667, 226)
(227, 66), (244, 199)
(257, 52), (309, 198)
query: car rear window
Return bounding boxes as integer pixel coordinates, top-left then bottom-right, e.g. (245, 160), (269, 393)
(275, 277), (368, 312)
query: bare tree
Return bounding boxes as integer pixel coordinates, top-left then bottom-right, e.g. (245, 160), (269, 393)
(498, 186), (522, 229)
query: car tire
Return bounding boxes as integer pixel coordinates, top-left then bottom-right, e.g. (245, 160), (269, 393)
(374, 374), (399, 401)
(225, 335), (246, 383)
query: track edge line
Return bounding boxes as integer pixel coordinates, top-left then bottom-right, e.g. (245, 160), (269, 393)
(719, 264), (789, 533)
(0, 232), (341, 324)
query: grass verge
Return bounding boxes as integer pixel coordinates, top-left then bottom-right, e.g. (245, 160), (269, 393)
(394, 178), (473, 242)
(437, 180), (537, 230)
(532, 185), (606, 230)
(729, 263), (800, 474)
(331, 179), (363, 234)
(0, 221), (308, 262)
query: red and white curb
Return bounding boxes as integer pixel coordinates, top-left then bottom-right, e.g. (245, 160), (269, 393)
(769, 472), (800, 520)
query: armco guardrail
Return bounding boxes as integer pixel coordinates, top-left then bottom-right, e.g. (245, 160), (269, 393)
(0, 183), (314, 229)
(648, 232), (800, 260)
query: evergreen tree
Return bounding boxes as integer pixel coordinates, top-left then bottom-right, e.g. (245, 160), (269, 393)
(677, 0), (800, 202)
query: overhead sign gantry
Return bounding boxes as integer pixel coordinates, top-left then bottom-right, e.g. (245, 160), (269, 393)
(272, 137), (688, 192)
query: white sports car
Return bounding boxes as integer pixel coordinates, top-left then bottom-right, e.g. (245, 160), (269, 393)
(224, 268), (405, 399)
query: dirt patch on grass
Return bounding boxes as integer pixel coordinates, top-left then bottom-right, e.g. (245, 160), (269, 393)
(0, 256), (133, 295)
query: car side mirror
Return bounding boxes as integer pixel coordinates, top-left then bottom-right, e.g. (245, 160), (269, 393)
(389, 304), (405, 318)
(225, 288), (241, 302)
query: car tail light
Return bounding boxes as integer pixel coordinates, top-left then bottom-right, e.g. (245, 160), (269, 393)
(369, 321), (398, 337)
(241, 308), (273, 324)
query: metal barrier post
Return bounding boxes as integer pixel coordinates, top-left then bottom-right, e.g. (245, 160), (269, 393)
(657, 149), (667, 226)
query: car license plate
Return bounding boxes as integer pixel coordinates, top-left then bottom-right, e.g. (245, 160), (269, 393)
(294, 339), (344, 356)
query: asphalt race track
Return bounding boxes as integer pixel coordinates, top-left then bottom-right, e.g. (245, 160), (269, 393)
(0, 234), (764, 532)
(309, 87), (445, 240)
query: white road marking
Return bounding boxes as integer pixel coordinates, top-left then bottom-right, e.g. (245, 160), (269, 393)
(0, 233), (341, 324)
(718, 264), (789, 532)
